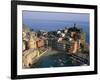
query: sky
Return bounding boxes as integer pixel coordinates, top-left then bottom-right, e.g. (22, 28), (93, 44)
(23, 11), (89, 22)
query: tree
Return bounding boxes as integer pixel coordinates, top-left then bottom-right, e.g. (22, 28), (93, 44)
(80, 31), (86, 52)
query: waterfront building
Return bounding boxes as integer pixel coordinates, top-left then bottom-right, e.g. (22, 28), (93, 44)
(57, 41), (67, 51)
(28, 35), (37, 49)
(36, 38), (45, 48)
(23, 49), (39, 68)
(64, 28), (68, 34)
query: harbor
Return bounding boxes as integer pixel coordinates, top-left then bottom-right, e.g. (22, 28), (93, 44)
(22, 24), (89, 68)
(30, 49), (89, 68)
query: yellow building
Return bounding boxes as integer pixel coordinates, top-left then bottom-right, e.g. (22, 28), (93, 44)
(22, 49), (39, 68)
(28, 35), (37, 49)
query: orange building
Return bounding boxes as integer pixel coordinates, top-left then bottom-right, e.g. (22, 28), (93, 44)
(36, 38), (44, 48)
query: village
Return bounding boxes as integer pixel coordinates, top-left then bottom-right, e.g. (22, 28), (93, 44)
(22, 24), (89, 68)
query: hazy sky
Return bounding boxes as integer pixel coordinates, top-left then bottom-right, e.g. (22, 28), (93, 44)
(23, 11), (89, 22)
